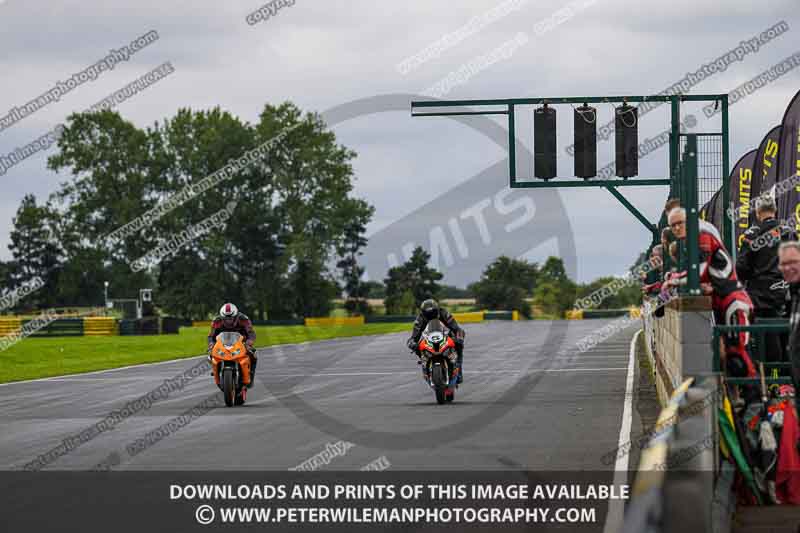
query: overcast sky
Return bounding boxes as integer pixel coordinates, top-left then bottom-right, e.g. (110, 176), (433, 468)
(1, 0), (799, 285)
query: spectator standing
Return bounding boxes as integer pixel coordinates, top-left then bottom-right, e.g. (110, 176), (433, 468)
(737, 195), (795, 365)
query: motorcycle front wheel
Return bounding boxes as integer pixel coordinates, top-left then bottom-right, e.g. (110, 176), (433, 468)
(431, 364), (447, 405)
(222, 368), (236, 407)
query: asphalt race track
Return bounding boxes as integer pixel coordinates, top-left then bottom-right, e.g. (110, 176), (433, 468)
(0, 320), (644, 474)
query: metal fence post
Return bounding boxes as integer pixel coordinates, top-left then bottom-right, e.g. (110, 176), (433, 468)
(721, 96), (732, 255)
(686, 135), (700, 295)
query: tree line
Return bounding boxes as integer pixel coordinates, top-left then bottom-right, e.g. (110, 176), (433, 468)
(372, 248), (641, 318)
(0, 101), (642, 319)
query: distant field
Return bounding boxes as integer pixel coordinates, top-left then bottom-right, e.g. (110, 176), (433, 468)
(0, 323), (411, 384)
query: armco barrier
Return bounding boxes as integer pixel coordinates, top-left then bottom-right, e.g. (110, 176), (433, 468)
(0, 318), (22, 336)
(161, 316), (193, 334)
(484, 311), (513, 320)
(177, 310), (495, 332)
(304, 316), (365, 327)
(252, 318), (305, 326)
(583, 308), (631, 319)
(119, 318), (160, 336)
(118, 320), (137, 336)
(565, 308), (641, 320)
(451, 311), (484, 323)
(1, 308), (500, 337)
(365, 315), (416, 323)
(367, 310), (513, 323)
(191, 319), (306, 329)
(83, 317), (117, 336)
(0, 318), (87, 338)
(28, 318), (84, 337)
(139, 317), (160, 335)
(1, 318), (88, 337)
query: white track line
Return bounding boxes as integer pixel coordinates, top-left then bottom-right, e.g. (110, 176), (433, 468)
(2, 365), (627, 387)
(602, 328), (639, 533)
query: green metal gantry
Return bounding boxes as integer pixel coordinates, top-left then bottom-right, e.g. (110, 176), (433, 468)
(411, 93), (731, 296)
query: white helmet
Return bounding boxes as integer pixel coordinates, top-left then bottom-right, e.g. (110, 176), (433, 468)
(220, 303), (238, 318)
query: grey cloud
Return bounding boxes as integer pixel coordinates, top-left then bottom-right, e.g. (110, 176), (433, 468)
(0, 0), (798, 283)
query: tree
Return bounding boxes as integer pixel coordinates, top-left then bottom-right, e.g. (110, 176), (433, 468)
(383, 247), (443, 315)
(439, 285), (475, 299)
(362, 281), (385, 299)
(43, 102), (373, 319)
(336, 204), (374, 316)
(469, 256), (538, 317)
(474, 282), (531, 317)
(287, 257), (341, 318)
(263, 104), (372, 318)
(47, 110), (164, 308)
(539, 256), (569, 286)
(533, 280), (563, 317)
(390, 289), (416, 316)
(532, 256), (576, 317)
(0, 261), (15, 289)
(8, 194), (62, 308)
(0, 260), (18, 312)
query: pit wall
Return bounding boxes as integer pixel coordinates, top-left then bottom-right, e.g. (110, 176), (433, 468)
(625, 295), (724, 533)
(643, 296), (713, 407)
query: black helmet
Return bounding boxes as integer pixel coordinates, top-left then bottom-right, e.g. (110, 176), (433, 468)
(421, 299), (439, 320)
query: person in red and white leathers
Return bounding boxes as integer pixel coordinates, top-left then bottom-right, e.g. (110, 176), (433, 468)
(666, 207), (757, 378)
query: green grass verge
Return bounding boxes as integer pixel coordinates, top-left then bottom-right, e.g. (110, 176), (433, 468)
(0, 323), (411, 384)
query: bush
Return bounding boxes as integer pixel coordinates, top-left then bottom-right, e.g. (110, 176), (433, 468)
(386, 289), (417, 316)
(473, 282), (531, 318)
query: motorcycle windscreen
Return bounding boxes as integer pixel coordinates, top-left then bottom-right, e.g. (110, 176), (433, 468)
(217, 331), (241, 348)
(424, 319), (446, 332)
(424, 319), (448, 339)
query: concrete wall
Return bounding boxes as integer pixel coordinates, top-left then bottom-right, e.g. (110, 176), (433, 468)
(628, 296), (726, 533)
(644, 296), (713, 407)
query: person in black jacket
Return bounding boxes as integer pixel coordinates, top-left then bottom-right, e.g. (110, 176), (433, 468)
(407, 299), (466, 383)
(737, 195), (796, 365)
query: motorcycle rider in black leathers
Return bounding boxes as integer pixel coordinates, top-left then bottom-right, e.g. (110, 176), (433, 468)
(407, 299), (465, 384)
(736, 195), (796, 366)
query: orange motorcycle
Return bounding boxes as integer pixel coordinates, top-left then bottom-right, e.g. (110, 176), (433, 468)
(210, 332), (251, 407)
